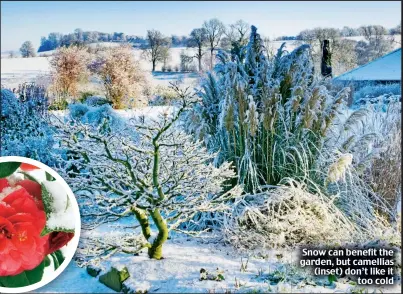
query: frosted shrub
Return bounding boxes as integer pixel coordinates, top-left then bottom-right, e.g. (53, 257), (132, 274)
(224, 179), (358, 250)
(89, 45), (149, 109)
(0, 89), (55, 166)
(84, 95), (112, 107)
(187, 26), (348, 192)
(49, 45), (90, 106)
(16, 82), (48, 113)
(326, 101), (401, 215)
(68, 102), (123, 129)
(54, 86), (241, 264)
(150, 85), (179, 106)
(353, 83), (401, 106)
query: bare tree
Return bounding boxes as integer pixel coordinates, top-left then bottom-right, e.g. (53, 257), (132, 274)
(187, 28), (207, 72)
(143, 30), (171, 71)
(297, 27), (359, 75)
(359, 25), (394, 59)
(20, 41), (36, 58)
(227, 19), (250, 45)
(202, 18), (225, 69)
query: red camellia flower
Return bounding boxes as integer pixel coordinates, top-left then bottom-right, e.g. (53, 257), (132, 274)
(0, 176), (75, 277)
(19, 163), (40, 172)
(0, 185), (49, 276)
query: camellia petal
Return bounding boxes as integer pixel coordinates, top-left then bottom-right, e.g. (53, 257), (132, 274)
(19, 163), (40, 171)
(0, 179), (9, 192)
(17, 180), (43, 210)
(46, 232), (75, 255)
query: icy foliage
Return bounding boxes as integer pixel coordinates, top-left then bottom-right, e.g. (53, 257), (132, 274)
(187, 26), (399, 247)
(353, 83), (401, 102)
(186, 25), (347, 192)
(0, 88), (55, 166)
(89, 45), (150, 109)
(224, 179), (359, 249)
(84, 95), (112, 107)
(54, 86), (242, 263)
(326, 153), (353, 183)
(68, 103), (124, 130)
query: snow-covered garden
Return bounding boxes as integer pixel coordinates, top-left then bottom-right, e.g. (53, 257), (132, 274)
(1, 24), (401, 293)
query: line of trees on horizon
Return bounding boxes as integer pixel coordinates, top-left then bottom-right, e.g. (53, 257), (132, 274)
(37, 29), (191, 52)
(16, 20), (401, 76)
(35, 22), (401, 53)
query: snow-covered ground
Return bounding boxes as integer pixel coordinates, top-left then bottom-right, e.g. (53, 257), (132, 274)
(34, 233), (401, 293)
(32, 105), (401, 294)
(0, 47), (204, 89)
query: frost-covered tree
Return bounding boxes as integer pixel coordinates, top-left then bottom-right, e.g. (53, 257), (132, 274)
(54, 85), (241, 262)
(224, 20), (250, 62)
(187, 28), (208, 72)
(49, 45), (90, 104)
(20, 41), (36, 58)
(202, 18), (225, 69)
(143, 30), (171, 71)
(89, 45), (149, 109)
(296, 27), (359, 75)
(355, 25), (394, 65)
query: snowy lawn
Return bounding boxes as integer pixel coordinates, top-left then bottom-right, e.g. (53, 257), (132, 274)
(34, 233), (401, 293)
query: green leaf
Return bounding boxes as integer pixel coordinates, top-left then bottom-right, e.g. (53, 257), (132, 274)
(21, 171), (40, 183)
(328, 274), (337, 284)
(51, 250), (65, 270)
(24, 260), (45, 284)
(0, 162), (21, 178)
(0, 260), (45, 288)
(40, 183), (74, 236)
(44, 256), (51, 267)
(46, 171), (55, 181)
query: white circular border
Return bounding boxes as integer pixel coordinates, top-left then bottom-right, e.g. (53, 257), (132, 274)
(0, 156), (81, 293)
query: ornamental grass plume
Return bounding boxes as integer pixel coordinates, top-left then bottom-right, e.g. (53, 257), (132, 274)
(326, 153), (353, 184)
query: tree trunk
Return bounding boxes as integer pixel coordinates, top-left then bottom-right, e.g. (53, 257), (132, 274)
(148, 209), (168, 259)
(210, 48), (214, 70)
(152, 60), (156, 72)
(131, 207), (151, 240)
(198, 46), (202, 72)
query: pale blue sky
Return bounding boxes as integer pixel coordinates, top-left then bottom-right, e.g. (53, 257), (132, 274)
(1, 1), (401, 51)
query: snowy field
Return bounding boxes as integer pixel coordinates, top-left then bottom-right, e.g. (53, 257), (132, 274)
(0, 48), (203, 89)
(1, 42), (299, 89)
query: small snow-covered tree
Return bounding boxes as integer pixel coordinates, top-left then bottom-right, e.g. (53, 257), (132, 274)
(20, 41), (36, 58)
(49, 45), (90, 104)
(89, 45), (149, 109)
(54, 85), (241, 262)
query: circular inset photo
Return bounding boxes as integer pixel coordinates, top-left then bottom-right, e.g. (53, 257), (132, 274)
(0, 156), (81, 293)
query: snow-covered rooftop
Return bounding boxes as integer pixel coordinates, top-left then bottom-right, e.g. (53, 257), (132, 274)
(334, 48), (401, 81)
